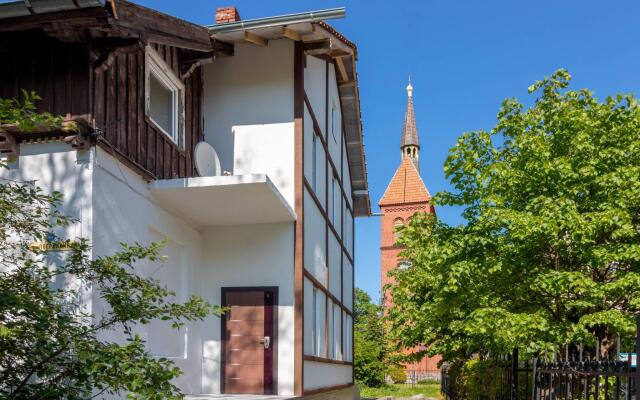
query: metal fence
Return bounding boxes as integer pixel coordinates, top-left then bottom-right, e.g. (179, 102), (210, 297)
(441, 316), (640, 399)
(406, 369), (441, 383)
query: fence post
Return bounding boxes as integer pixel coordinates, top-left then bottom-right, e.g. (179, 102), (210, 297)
(512, 348), (519, 400)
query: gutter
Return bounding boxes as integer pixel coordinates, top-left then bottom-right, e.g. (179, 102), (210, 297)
(207, 7), (345, 34)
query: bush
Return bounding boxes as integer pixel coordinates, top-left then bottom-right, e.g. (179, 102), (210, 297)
(389, 366), (407, 384)
(445, 359), (510, 398)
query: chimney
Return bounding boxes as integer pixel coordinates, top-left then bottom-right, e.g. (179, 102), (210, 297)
(216, 6), (241, 24)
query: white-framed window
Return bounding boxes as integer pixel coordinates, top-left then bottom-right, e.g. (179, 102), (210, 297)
(145, 46), (185, 147)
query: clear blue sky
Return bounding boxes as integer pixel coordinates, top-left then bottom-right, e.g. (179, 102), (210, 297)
(136, 0), (640, 303)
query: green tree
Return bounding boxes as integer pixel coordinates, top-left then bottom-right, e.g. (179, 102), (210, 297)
(386, 70), (640, 363)
(354, 288), (388, 387)
(0, 98), (222, 399)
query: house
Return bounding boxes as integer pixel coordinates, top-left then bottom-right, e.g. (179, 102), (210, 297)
(0, 1), (369, 398)
(379, 81), (440, 380)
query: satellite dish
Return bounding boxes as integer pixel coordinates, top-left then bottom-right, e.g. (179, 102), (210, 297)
(194, 141), (222, 177)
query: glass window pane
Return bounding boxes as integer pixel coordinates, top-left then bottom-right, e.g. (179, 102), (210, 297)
(149, 73), (174, 137)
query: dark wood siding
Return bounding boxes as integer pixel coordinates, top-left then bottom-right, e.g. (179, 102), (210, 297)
(92, 43), (203, 180)
(0, 31), (204, 181)
(0, 31), (90, 118)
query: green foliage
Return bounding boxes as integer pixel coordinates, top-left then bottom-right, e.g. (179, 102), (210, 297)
(451, 360), (510, 399)
(388, 366), (407, 384)
(386, 69), (640, 363)
(0, 90), (65, 132)
(354, 288), (388, 388)
(0, 172), (222, 398)
(358, 383), (441, 399)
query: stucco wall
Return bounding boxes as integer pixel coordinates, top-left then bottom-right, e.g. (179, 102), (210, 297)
(0, 143), (94, 314)
(92, 148), (206, 394)
(303, 362), (353, 390)
(202, 40), (295, 208)
(200, 223), (295, 396)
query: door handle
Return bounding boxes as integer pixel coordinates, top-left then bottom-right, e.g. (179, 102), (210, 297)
(260, 336), (271, 350)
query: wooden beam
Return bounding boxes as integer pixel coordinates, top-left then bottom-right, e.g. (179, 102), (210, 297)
(303, 38), (330, 53)
(282, 26), (301, 41)
(334, 55), (349, 82)
(244, 31), (268, 46)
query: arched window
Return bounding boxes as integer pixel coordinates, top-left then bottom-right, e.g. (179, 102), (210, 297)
(393, 218), (404, 243)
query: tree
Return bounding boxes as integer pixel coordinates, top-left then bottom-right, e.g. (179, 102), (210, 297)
(354, 288), (388, 387)
(0, 98), (221, 399)
(386, 70), (640, 363)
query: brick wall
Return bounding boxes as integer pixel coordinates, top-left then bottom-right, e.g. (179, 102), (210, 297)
(215, 6), (241, 24)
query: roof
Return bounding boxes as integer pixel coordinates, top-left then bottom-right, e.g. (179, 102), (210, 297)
(0, 0), (104, 19)
(379, 156), (431, 206)
(208, 8), (370, 217)
(401, 83), (419, 148)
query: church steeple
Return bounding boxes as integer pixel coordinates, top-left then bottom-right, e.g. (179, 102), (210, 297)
(400, 77), (420, 168)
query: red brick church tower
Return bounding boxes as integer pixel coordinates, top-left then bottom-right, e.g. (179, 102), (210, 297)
(379, 80), (440, 376)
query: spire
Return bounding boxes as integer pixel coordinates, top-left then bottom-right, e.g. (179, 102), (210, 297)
(400, 77), (420, 165)
(401, 77), (419, 149)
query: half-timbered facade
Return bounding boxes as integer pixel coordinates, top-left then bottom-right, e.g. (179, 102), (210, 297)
(0, 1), (369, 398)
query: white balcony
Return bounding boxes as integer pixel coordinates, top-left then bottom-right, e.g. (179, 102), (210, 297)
(150, 174), (296, 226)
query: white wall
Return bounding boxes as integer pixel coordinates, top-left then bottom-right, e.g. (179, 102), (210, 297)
(0, 143), (94, 314)
(233, 122), (294, 207)
(200, 223), (295, 396)
(303, 362), (352, 390)
(92, 149), (205, 394)
(202, 40), (295, 200)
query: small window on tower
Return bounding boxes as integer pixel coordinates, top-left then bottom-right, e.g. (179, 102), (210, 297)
(393, 218), (404, 243)
(398, 259), (412, 270)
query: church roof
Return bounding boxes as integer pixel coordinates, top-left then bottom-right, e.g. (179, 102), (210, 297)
(379, 156), (431, 206)
(400, 82), (419, 148)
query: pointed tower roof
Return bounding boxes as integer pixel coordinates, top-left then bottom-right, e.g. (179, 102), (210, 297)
(379, 156), (431, 206)
(400, 78), (419, 148)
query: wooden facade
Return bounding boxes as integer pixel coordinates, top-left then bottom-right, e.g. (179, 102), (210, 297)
(0, 0), (224, 181)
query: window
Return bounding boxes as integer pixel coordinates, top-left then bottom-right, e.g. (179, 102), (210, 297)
(311, 134), (318, 191)
(398, 259), (412, 270)
(331, 98), (338, 143)
(330, 175), (337, 225)
(312, 288), (327, 357)
(393, 218), (405, 243)
(146, 47), (184, 146)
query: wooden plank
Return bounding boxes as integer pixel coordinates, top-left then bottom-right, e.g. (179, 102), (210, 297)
(184, 74), (193, 175)
(163, 138), (171, 179)
(244, 31), (268, 47)
(94, 69), (105, 129)
(334, 56), (349, 83)
(137, 51), (146, 167)
(116, 53), (127, 151)
(105, 57), (116, 143)
(52, 46), (69, 116)
(156, 130), (163, 177)
(148, 124), (156, 173)
(282, 27), (301, 41)
(111, 0), (212, 52)
(127, 53), (137, 158)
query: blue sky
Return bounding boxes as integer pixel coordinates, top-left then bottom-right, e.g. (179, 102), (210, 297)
(136, 0), (640, 303)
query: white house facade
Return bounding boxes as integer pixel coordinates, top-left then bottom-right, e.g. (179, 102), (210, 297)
(0, 1), (369, 399)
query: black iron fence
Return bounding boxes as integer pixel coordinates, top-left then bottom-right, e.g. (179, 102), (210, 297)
(441, 317), (640, 399)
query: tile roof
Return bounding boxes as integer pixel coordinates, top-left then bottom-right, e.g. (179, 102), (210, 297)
(379, 156), (431, 206)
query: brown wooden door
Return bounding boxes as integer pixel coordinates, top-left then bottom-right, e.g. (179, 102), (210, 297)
(222, 288), (276, 394)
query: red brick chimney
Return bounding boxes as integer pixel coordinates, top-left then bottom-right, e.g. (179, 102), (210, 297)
(215, 6), (241, 24)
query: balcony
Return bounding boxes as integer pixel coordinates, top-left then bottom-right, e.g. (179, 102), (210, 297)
(149, 174), (296, 226)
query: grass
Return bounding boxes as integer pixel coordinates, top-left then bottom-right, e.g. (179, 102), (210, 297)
(359, 382), (442, 399)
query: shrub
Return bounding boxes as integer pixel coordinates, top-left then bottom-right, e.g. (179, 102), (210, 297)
(389, 366), (407, 384)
